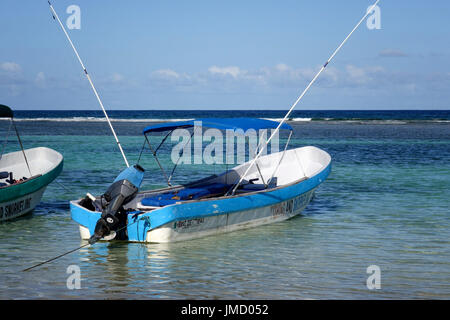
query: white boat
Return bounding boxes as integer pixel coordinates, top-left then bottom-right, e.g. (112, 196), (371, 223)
(0, 105), (63, 222)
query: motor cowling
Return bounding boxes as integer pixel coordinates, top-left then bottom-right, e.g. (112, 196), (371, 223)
(102, 179), (139, 216)
(88, 164), (144, 244)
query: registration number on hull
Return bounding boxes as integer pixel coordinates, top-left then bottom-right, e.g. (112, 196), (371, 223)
(173, 218), (205, 230)
(270, 191), (313, 218)
(0, 197), (32, 220)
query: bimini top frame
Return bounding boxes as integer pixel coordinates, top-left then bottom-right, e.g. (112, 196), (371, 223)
(140, 117), (293, 190)
(142, 117), (292, 134)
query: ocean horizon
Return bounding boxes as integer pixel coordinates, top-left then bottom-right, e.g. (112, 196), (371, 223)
(3, 109), (450, 125)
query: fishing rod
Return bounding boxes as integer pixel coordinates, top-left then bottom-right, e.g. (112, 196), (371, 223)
(22, 216), (141, 272)
(47, 1), (130, 168)
(22, 242), (90, 272)
(230, 0), (381, 195)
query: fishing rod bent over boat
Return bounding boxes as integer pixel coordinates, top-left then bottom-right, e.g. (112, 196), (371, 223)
(47, 0), (129, 168)
(229, 0), (381, 195)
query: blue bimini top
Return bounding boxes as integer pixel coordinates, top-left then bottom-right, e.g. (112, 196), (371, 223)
(142, 117), (293, 134)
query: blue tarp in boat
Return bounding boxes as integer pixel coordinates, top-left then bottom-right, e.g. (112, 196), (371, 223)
(141, 183), (231, 207)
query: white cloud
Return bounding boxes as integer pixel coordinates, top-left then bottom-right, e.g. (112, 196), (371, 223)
(379, 49), (408, 58)
(110, 73), (124, 82)
(342, 65), (386, 87)
(149, 69), (195, 91)
(0, 62), (24, 96)
(9, 62), (442, 102)
(275, 63), (289, 72)
(152, 69), (181, 79)
(346, 65), (370, 84)
(0, 62), (21, 73)
(35, 72), (46, 88)
(208, 66), (242, 78)
(147, 64), (346, 92)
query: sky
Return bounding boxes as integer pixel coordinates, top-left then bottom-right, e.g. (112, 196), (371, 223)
(0, 0), (449, 110)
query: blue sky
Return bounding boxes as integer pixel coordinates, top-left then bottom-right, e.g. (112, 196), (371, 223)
(0, 0), (449, 110)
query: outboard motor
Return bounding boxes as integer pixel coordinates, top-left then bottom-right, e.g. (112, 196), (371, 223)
(85, 164), (145, 244)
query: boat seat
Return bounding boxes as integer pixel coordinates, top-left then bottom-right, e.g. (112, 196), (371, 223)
(238, 177), (277, 191)
(140, 183), (230, 207)
(239, 184), (268, 191)
(0, 171), (9, 179)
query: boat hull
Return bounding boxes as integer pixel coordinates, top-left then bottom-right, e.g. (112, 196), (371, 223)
(71, 158), (331, 243)
(0, 147), (64, 222)
(0, 187), (46, 222)
(143, 188), (316, 242)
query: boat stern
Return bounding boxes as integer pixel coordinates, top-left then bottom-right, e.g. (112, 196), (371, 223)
(70, 200), (101, 240)
(70, 199), (152, 242)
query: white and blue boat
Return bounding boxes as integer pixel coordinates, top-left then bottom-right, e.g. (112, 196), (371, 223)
(70, 118), (331, 243)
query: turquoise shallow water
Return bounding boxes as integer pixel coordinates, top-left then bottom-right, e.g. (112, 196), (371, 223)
(0, 119), (449, 299)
